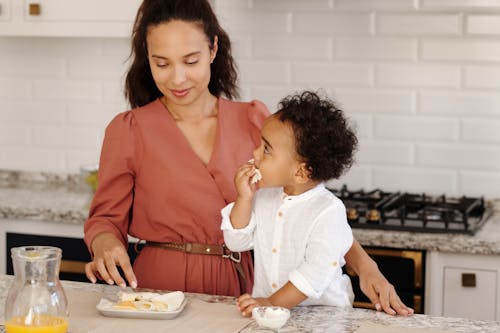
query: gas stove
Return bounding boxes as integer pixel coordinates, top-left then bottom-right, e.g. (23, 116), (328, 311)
(329, 185), (492, 235)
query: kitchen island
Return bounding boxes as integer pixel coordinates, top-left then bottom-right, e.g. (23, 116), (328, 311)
(0, 274), (499, 333)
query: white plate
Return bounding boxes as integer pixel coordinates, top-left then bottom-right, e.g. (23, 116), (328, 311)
(96, 298), (187, 320)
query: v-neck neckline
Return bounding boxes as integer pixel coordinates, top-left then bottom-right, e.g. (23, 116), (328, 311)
(157, 97), (222, 170)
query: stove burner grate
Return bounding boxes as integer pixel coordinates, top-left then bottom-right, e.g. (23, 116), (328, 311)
(330, 185), (492, 235)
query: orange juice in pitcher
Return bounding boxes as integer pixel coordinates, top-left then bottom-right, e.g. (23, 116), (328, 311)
(5, 315), (68, 333)
(4, 247), (69, 333)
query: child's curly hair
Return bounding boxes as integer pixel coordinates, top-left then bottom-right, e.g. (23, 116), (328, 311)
(275, 90), (358, 181)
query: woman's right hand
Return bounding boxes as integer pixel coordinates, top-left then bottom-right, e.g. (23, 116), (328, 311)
(85, 233), (137, 288)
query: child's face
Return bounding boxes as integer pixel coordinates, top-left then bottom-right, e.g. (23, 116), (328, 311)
(252, 116), (302, 190)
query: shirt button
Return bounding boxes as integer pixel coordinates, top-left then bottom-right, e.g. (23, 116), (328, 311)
(272, 283), (277, 289)
(332, 261), (338, 267)
(272, 248), (277, 253)
(278, 211), (283, 217)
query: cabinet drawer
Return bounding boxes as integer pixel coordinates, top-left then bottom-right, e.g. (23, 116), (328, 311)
(443, 267), (497, 321)
(24, 0), (140, 22)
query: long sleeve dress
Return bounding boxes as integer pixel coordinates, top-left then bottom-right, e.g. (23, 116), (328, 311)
(84, 97), (269, 297)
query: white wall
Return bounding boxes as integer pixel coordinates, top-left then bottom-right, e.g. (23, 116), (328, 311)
(1, 0), (500, 198)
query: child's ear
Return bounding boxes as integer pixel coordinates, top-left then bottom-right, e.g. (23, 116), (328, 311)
(295, 162), (312, 183)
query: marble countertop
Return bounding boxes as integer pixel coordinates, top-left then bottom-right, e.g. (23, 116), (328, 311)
(0, 275), (499, 333)
(1, 170), (500, 255)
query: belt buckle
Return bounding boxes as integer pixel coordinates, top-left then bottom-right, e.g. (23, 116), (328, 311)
(222, 244), (241, 263)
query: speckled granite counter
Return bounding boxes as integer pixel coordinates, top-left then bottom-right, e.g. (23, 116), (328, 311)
(0, 275), (498, 333)
(1, 170), (499, 255)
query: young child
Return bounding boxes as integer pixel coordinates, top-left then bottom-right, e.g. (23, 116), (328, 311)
(221, 90), (358, 317)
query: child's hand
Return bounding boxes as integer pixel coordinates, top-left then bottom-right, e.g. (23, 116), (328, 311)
(234, 162), (258, 200)
(236, 293), (272, 317)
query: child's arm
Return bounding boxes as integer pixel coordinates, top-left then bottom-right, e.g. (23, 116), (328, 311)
(229, 162), (258, 229)
(237, 282), (307, 317)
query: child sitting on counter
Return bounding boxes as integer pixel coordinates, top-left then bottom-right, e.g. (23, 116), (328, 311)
(221, 90), (358, 316)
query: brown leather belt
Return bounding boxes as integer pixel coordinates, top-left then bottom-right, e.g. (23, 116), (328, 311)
(143, 241), (247, 294)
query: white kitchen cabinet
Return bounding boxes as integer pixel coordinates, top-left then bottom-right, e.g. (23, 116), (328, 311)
(0, 0), (142, 37)
(0, 0), (12, 21)
(425, 251), (500, 321)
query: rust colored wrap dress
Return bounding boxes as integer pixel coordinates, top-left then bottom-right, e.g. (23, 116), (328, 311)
(84, 97), (269, 297)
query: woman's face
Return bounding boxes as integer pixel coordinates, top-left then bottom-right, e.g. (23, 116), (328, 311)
(146, 20), (216, 106)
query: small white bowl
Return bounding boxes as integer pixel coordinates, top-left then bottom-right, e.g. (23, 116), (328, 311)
(252, 306), (290, 330)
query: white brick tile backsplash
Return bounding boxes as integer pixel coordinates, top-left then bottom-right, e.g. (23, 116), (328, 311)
(378, 14), (461, 36)
(33, 80), (102, 102)
(335, 37), (417, 60)
(376, 64), (460, 88)
(461, 171), (500, 198)
(357, 140), (414, 165)
(32, 126), (102, 149)
(216, 10), (288, 34)
(420, 91), (500, 116)
(293, 63), (372, 86)
(238, 61), (290, 84)
(1, 3), (500, 197)
(374, 116), (459, 141)
(417, 144), (500, 170)
(254, 36), (331, 60)
(0, 56), (66, 78)
(66, 150), (101, 171)
(30, 38), (103, 56)
(462, 118), (500, 143)
(334, 89), (415, 114)
(467, 15), (500, 34)
(335, 0), (417, 10)
(253, 0), (331, 11)
(421, 0), (500, 10)
(422, 38), (500, 61)
(0, 126), (30, 146)
(294, 13), (373, 35)
(0, 79), (31, 99)
(464, 65), (500, 88)
(328, 165), (373, 191)
(373, 167), (458, 195)
(67, 102), (122, 126)
(102, 81), (127, 104)
(230, 34), (252, 60)
(214, 0), (250, 10)
(0, 101), (65, 124)
(348, 114), (373, 139)
(0, 37), (34, 54)
(68, 56), (127, 79)
(101, 38), (131, 56)
(0, 147), (66, 172)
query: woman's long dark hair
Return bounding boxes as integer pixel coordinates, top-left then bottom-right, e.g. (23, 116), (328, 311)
(125, 0), (239, 108)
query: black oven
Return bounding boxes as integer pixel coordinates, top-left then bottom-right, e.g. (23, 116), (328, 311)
(345, 246), (425, 314)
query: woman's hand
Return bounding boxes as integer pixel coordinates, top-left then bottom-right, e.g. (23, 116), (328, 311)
(85, 233), (137, 288)
(234, 162), (258, 201)
(345, 240), (413, 316)
(236, 293), (272, 317)
(359, 268), (414, 316)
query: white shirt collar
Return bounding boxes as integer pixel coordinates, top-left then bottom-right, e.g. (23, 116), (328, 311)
(280, 182), (326, 202)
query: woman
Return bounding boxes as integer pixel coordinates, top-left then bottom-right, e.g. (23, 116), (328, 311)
(84, 0), (412, 316)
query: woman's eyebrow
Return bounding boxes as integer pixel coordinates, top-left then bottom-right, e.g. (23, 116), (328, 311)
(151, 51), (201, 60)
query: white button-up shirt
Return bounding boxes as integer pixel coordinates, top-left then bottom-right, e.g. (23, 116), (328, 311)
(221, 183), (354, 307)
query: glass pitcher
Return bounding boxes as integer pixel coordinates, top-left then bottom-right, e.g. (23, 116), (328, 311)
(4, 246), (69, 333)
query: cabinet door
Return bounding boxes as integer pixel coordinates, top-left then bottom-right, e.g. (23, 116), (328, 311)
(443, 267), (497, 321)
(24, 0), (141, 22)
(0, 0), (12, 21)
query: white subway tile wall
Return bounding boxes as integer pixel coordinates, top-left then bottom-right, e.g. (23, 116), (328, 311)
(0, 1), (499, 198)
